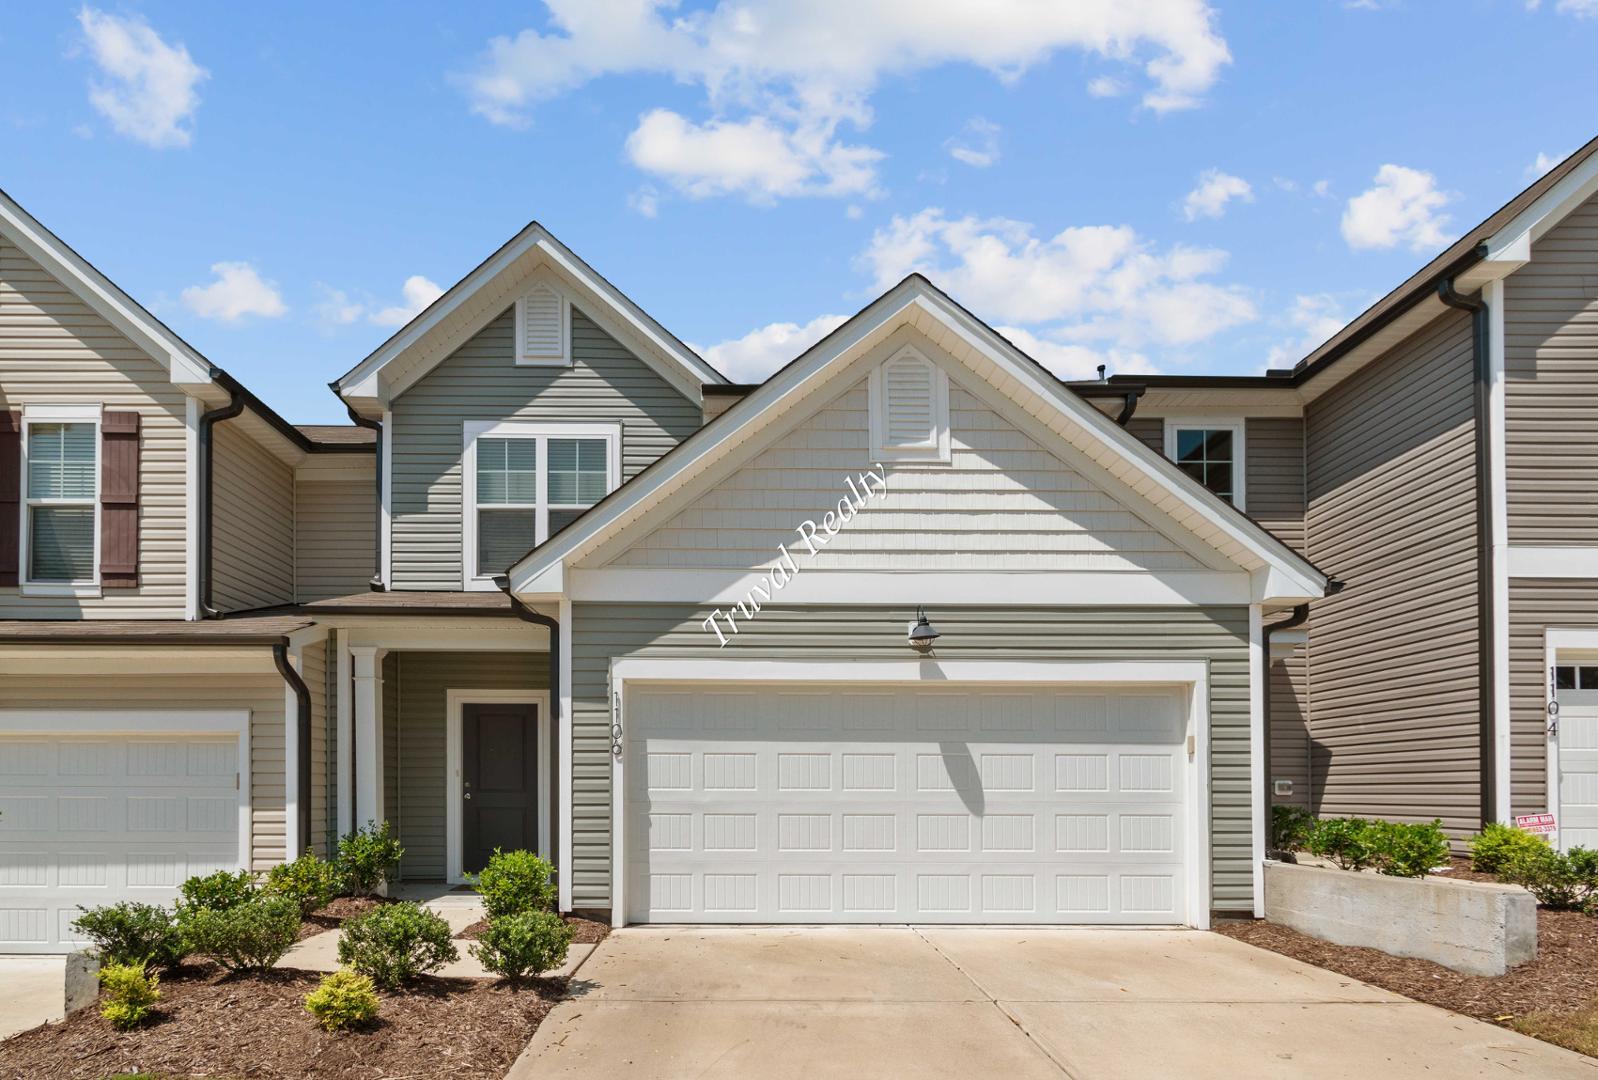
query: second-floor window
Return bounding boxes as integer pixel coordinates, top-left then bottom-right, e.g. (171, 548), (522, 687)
(463, 421), (619, 584)
(23, 410), (100, 590)
(1165, 421), (1245, 509)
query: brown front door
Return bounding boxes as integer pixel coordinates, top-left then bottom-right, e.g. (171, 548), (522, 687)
(462, 702), (537, 875)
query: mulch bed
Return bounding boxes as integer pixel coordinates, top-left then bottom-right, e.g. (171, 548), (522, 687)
(0, 960), (565, 1080)
(311, 896), (395, 921)
(455, 913), (610, 945)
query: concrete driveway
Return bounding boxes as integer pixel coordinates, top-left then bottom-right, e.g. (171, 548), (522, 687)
(511, 927), (1598, 1079)
(0, 956), (66, 1041)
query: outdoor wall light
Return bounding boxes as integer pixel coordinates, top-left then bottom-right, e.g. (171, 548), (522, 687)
(907, 607), (941, 652)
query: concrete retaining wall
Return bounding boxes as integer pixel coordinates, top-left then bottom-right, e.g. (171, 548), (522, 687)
(1264, 861), (1537, 976)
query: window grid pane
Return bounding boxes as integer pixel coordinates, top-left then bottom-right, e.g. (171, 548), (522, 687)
(1174, 428), (1234, 504)
(548, 438), (607, 507)
(28, 422), (96, 500)
(476, 438), (537, 506)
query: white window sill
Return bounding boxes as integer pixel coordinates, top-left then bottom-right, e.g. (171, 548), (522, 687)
(21, 582), (102, 598)
(464, 575), (504, 593)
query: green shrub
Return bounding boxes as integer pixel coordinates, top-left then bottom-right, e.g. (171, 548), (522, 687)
(1502, 844), (1598, 910)
(1308, 817), (1379, 871)
(336, 901), (457, 989)
(178, 868), (258, 914)
(98, 962), (160, 1030)
(71, 902), (186, 969)
(303, 968), (380, 1032)
(264, 852), (341, 916)
(470, 911), (572, 982)
(472, 849), (558, 919)
(336, 821), (404, 897)
(184, 895), (301, 972)
(1368, 819), (1449, 878)
(1470, 822), (1551, 875)
(1270, 806), (1317, 852)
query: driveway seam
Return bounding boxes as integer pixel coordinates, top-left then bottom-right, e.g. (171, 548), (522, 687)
(911, 928), (1077, 1080)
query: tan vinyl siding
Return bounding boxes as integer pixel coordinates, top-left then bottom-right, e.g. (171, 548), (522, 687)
(294, 459), (376, 602)
(387, 651), (546, 880)
(1507, 578), (1598, 815)
(389, 307), (701, 589)
(212, 423), (294, 612)
(325, 636), (340, 853)
(0, 236), (188, 618)
(571, 604), (1253, 914)
(1, 668), (288, 869)
(1246, 418), (1305, 554)
(611, 380), (1201, 572)
(1504, 192), (1598, 544)
(1304, 310), (1481, 836)
(302, 637), (329, 858)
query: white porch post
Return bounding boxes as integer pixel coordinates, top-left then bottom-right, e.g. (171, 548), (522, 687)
(1248, 604), (1266, 918)
(558, 598), (574, 913)
(284, 644), (304, 860)
(335, 629), (354, 838)
(352, 646), (387, 827)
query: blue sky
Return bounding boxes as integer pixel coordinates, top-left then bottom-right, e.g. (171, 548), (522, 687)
(2, 2), (1596, 422)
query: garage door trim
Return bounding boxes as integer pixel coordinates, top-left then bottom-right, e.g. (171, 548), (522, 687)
(608, 659), (1211, 930)
(0, 709), (253, 880)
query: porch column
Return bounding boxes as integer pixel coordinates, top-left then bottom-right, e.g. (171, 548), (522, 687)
(335, 629), (353, 838)
(352, 646), (387, 827)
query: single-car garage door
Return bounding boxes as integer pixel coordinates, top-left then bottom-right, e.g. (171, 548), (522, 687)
(0, 732), (243, 953)
(625, 683), (1190, 925)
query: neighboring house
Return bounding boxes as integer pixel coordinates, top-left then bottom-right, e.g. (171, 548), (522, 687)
(1, 135), (1594, 951)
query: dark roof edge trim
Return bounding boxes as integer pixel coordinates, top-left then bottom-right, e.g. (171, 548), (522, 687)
(210, 368), (376, 455)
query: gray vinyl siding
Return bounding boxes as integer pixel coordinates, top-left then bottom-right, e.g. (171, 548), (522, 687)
(303, 637), (329, 859)
(387, 651), (546, 880)
(1268, 645), (1310, 811)
(212, 423), (294, 612)
(572, 604), (1252, 914)
(1246, 419), (1305, 555)
(295, 461), (376, 602)
(389, 307), (701, 589)
(1504, 192), (1598, 544)
(1507, 579), (1598, 815)
(1303, 310), (1482, 836)
(1126, 417), (1163, 453)
(0, 236), (189, 618)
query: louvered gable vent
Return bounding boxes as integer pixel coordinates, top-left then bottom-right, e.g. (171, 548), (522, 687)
(516, 281), (568, 364)
(870, 346), (950, 463)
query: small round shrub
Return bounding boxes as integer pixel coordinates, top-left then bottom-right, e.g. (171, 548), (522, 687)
(98, 962), (160, 1030)
(473, 849), (557, 920)
(1270, 806), (1317, 853)
(178, 868), (258, 914)
(1370, 819), (1449, 878)
(470, 911), (573, 983)
(71, 902), (186, 969)
(336, 821), (405, 897)
(304, 968), (380, 1032)
(337, 901), (457, 989)
(1308, 817), (1378, 871)
(1470, 822), (1551, 875)
(264, 852), (342, 916)
(1502, 844), (1598, 910)
(184, 894), (301, 972)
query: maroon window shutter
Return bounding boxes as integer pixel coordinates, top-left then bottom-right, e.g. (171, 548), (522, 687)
(0, 411), (18, 587)
(100, 410), (140, 589)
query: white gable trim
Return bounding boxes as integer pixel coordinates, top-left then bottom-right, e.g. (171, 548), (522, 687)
(0, 189), (212, 388)
(1479, 146), (1598, 272)
(507, 277), (1326, 605)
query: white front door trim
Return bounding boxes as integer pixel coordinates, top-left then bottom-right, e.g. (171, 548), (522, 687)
(445, 689), (552, 885)
(606, 657), (1212, 931)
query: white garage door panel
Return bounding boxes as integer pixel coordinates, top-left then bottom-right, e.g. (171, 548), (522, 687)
(0, 735), (241, 953)
(626, 685), (1187, 924)
(1560, 705), (1598, 851)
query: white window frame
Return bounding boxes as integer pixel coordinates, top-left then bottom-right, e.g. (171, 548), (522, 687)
(461, 419), (621, 590)
(513, 281), (573, 367)
(868, 345), (951, 465)
(1163, 417), (1246, 511)
(19, 403), (102, 598)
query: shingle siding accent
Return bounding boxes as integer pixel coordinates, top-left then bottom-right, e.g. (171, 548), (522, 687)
(1304, 309), (1482, 836)
(389, 307), (700, 590)
(212, 423), (294, 612)
(571, 604), (1252, 914)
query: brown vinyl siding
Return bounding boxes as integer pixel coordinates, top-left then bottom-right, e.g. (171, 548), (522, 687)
(1246, 419), (1305, 554)
(212, 423), (294, 612)
(294, 460), (376, 602)
(1504, 192), (1598, 544)
(572, 604), (1253, 915)
(1507, 579), (1598, 815)
(389, 307), (701, 589)
(1303, 310), (1481, 835)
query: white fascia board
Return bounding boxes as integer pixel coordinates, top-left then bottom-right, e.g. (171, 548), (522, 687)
(1482, 150), (1598, 266)
(0, 191), (213, 390)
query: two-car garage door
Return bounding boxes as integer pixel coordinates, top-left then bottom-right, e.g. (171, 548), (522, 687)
(625, 683), (1190, 925)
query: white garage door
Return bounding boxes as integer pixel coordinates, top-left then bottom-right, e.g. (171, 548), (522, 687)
(625, 683), (1189, 925)
(1558, 703), (1598, 851)
(0, 733), (243, 953)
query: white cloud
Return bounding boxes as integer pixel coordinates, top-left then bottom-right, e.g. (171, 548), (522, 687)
(1340, 164), (1454, 252)
(628, 186), (661, 217)
(181, 262), (286, 322)
(857, 209), (1256, 374)
(1312, 179), (1332, 198)
(77, 7), (207, 148)
(1265, 293), (1350, 368)
(1182, 169), (1252, 221)
(314, 286), (365, 327)
(1086, 75), (1128, 98)
(946, 117), (1001, 168)
(369, 276), (445, 327)
(1526, 150), (1567, 179)
(695, 313), (848, 382)
(996, 327), (1159, 381)
(1531, 0), (1598, 15)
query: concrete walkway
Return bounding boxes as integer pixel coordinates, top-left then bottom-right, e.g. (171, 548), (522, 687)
(0, 957), (67, 1040)
(509, 927), (1598, 1079)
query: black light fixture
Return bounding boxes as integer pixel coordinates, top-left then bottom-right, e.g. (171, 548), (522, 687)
(907, 607), (941, 652)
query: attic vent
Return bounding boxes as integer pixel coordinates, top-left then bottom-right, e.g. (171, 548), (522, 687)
(869, 347), (950, 463)
(516, 282), (569, 365)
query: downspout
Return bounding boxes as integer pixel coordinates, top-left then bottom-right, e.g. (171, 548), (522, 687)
(1115, 389), (1143, 426)
(1438, 278), (1497, 827)
(197, 373), (245, 619)
(273, 641), (313, 858)
(496, 580), (564, 907)
(345, 404), (385, 591)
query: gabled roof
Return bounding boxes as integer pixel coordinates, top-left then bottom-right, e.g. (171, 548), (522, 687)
(332, 221), (727, 415)
(507, 274), (1328, 605)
